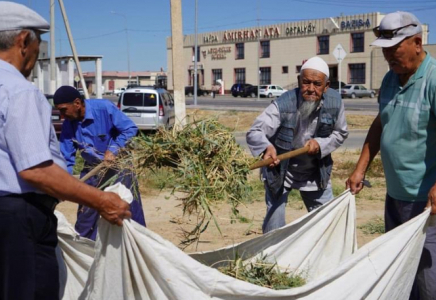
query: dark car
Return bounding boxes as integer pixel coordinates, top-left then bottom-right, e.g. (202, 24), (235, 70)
(231, 83), (252, 97)
(329, 81), (346, 91)
(241, 85), (258, 98)
(185, 86), (208, 96)
(45, 94), (63, 137)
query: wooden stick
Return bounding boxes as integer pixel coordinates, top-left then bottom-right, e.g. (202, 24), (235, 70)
(79, 162), (106, 182)
(249, 146), (310, 170)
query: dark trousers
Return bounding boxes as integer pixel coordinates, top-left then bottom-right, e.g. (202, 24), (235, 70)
(0, 194), (59, 300)
(385, 194), (436, 300)
(76, 167), (146, 240)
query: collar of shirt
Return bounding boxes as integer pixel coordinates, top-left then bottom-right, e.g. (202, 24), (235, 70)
(83, 99), (95, 121)
(0, 59), (26, 80)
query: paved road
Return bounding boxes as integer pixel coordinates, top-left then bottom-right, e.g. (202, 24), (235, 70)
(104, 94), (378, 113)
(185, 95), (378, 113)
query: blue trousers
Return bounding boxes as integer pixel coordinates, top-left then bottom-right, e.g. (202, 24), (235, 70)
(385, 194), (436, 300)
(0, 195), (59, 300)
(263, 183), (333, 233)
(76, 167), (146, 240)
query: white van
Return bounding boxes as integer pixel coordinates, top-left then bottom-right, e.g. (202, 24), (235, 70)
(118, 86), (175, 130)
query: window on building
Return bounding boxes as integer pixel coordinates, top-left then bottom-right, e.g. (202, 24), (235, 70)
(235, 43), (244, 60)
(192, 46), (201, 62)
(259, 67), (271, 85)
(212, 69), (222, 85)
(282, 66), (288, 74)
(349, 63), (365, 84)
(351, 32), (364, 53)
(296, 65), (302, 73)
(317, 36), (329, 55)
(260, 41), (270, 58)
(234, 68), (246, 84)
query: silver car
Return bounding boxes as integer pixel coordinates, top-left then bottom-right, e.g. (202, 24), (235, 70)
(258, 85), (287, 98)
(118, 86), (175, 130)
(340, 84), (376, 99)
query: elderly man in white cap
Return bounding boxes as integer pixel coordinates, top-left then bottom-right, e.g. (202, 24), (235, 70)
(347, 11), (436, 300)
(0, 2), (131, 299)
(247, 56), (348, 233)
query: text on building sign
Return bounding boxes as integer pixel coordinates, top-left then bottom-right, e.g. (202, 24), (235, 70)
(340, 19), (371, 30)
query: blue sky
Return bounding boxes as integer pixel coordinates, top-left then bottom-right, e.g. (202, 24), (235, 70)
(15, 0), (436, 72)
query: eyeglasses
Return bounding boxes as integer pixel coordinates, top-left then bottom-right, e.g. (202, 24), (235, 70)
(373, 24), (417, 39)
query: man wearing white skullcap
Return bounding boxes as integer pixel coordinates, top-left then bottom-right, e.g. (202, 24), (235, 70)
(247, 56), (348, 233)
(347, 11), (436, 300)
(0, 2), (131, 299)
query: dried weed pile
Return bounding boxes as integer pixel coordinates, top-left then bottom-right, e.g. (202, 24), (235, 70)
(217, 254), (306, 290)
(119, 119), (257, 247)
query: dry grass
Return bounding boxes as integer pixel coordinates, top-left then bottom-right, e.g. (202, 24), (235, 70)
(186, 109), (375, 132)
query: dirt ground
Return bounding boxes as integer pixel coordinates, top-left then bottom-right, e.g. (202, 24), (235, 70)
(56, 150), (386, 253)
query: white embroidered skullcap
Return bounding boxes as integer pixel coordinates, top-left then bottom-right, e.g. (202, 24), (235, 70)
(300, 56), (329, 78)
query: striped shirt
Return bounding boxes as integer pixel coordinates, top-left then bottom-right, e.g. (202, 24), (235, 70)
(0, 59), (67, 196)
(379, 52), (436, 201)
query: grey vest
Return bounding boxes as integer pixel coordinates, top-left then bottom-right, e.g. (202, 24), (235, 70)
(265, 88), (342, 197)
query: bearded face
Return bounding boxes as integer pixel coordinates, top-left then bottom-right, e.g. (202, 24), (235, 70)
(298, 69), (329, 119)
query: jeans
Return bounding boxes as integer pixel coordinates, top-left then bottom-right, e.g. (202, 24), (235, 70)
(385, 194), (436, 300)
(262, 183), (333, 233)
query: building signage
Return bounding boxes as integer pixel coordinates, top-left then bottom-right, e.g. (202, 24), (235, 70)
(207, 47), (231, 60)
(285, 23), (316, 35)
(222, 27), (280, 42)
(340, 19), (371, 30)
(203, 34), (219, 44)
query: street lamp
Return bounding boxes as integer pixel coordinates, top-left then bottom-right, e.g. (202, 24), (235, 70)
(111, 11), (131, 82)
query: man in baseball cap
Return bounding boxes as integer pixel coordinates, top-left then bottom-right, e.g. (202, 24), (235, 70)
(0, 2), (131, 299)
(347, 11), (436, 300)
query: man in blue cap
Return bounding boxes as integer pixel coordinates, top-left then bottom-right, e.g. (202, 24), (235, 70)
(54, 85), (146, 240)
(347, 11), (436, 300)
(0, 2), (131, 299)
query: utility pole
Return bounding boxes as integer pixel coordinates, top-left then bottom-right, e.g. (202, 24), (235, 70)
(256, 0), (260, 101)
(50, 0), (56, 94)
(170, 0), (186, 128)
(193, 0), (198, 106)
(57, 0), (89, 99)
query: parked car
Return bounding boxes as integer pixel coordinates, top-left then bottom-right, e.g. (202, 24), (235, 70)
(230, 83), (252, 97)
(340, 84), (376, 99)
(45, 94), (63, 137)
(329, 81), (346, 91)
(258, 85), (287, 98)
(184, 86), (208, 96)
(118, 86), (175, 130)
(241, 85), (258, 98)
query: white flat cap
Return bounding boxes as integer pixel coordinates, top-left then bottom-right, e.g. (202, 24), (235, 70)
(0, 1), (49, 32)
(300, 56), (330, 78)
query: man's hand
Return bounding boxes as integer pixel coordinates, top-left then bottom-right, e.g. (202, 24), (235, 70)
(305, 139), (320, 155)
(264, 145), (280, 168)
(426, 183), (436, 215)
(97, 191), (132, 226)
(346, 170), (365, 195)
(104, 150), (116, 166)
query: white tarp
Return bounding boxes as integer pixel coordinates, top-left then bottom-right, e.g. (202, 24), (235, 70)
(56, 188), (432, 300)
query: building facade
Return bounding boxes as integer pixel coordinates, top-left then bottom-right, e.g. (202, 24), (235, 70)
(166, 12), (429, 93)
